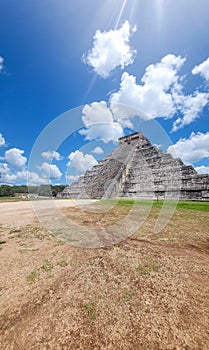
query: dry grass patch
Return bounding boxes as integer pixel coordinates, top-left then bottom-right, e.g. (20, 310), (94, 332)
(137, 207), (209, 250)
(0, 201), (209, 349)
(62, 202), (133, 228)
(9, 224), (50, 241)
(62, 202), (209, 250)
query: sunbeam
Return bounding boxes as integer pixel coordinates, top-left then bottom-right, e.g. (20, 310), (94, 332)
(129, 0), (138, 24)
(81, 74), (98, 104)
(114, 0), (128, 29)
(155, 0), (164, 31)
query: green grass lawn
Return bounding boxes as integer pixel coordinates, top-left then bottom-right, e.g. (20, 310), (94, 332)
(175, 200), (209, 211)
(100, 198), (209, 211)
(0, 196), (54, 202)
(0, 196), (209, 211)
(0, 196), (29, 202)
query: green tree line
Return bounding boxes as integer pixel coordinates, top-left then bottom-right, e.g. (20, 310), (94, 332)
(0, 184), (65, 197)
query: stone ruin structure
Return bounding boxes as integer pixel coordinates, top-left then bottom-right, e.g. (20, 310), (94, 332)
(59, 132), (209, 201)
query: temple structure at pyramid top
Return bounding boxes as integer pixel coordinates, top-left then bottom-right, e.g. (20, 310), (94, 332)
(59, 132), (209, 201)
(118, 131), (149, 146)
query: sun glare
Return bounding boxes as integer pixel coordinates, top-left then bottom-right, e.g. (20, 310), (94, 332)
(115, 0), (128, 29)
(155, 0), (164, 31)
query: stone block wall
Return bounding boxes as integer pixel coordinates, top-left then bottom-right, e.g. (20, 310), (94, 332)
(59, 132), (209, 201)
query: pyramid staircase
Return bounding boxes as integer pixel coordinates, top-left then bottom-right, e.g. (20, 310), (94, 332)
(59, 132), (209, 201)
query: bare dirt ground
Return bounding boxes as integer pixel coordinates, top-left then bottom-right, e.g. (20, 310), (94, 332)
(0, 199), (209, 349)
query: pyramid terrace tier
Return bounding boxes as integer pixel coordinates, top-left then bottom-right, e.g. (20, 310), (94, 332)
(58, 132), (209, 201)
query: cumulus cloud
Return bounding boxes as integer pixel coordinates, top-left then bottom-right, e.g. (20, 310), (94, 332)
(67, 150), (97, 174)
(80, 101), (123, 142)
(172, 91), (209, 131)
(192, 57), (209, 81)
(11, 170), (47, 185)
(66, 174), (80, 182)
(83, 21), (136, 78)
(80, 123), (123, 143)
(41, 150), (62, 161)
(195, 165), (209, 174)
(0, 163), (26, 183)
(92, 146), (104, 154)
(38, 162), (62, 180)
(82, 101), (113, 126)
(0, 56), (4, 71)
(5, 148), (27, 169)
(0, 163), (10, 174)
(80, 55), (209, 137)
(167, 132), (209, 164)
(27, 171), (49, 185)
(2, 173), (17, 183)
(110, 54), (186, 121)
(110, 54), (209, 131)
(0, 165), (48, 185)
(0, 133), (6, 146)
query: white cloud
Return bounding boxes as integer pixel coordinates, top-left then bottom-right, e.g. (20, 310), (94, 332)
(0, 163), (26, 183)
(38, 162), (62, 180)
(0, 155), (56, 185)
(0, 56), (4, 71)
(67, 150), (97, 174)
(0, 133), (5, 146)
(80, 101), (123, 142)
(5, 148), (27, 169)
(141, 54), (185, 87)
(83, 21), (136, 78)
(26, 170), (62, 185)
(192, 57), (209, 81)
(0, 166), (48, 185)
(110, 54), (186, 121)
(66, 174), (80, 182)
(195, 165), (209, 174)
(27, 171), (49, 185)
(14, 170), (32, 182)
(92, 146), (104, 154)
(82, 101), (113, 126)
(0, 163), (10, 174)
(110, 54), (209, 131)
(2, 173), (17, 183)
(172, 91), (209, 131)
(80, 123), (123, 143)
(41, 150), (62, 161)
(167, 132), (209, 163)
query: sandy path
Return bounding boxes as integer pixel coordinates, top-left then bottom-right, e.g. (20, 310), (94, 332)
(0, 199), (96, 227)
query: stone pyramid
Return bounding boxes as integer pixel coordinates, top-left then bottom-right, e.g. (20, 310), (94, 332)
(59, 132), (209, 201)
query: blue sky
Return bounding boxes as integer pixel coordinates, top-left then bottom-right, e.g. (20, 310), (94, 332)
(0, 0), (209, 185)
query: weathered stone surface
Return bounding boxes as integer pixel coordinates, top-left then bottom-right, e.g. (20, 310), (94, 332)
(59, 132), (209, 201)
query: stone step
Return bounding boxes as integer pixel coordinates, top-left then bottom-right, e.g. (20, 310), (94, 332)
(59, 131), (209, 201)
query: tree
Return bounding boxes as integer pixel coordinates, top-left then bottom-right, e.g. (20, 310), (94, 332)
(0, 185), (14, 197)
(51, 185), (65, 197)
